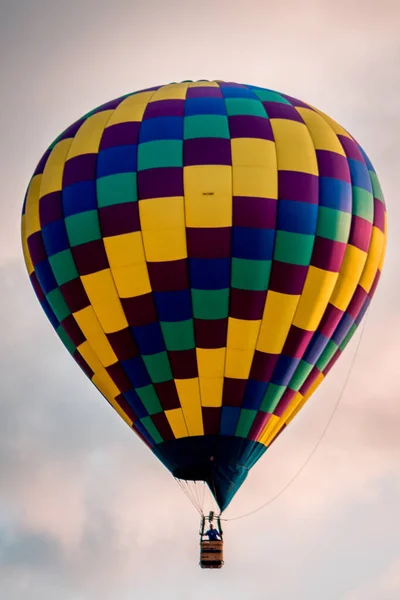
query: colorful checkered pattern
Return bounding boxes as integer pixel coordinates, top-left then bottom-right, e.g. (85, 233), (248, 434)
(21, 80), (387, 471)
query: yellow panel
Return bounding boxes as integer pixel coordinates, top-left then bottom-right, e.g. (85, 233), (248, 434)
(257, 292), (300, 354)
(199, 378), (223, 407)
(232, 166), (278, 199)
(104, 232), (145, 268)
(40, 139), (73, 197)
(270, 119), (318, 175)
(91, 299), (128, 333)
(280, 391), (303, 423)
(21, 215), (34, 274)
(286, 372), (325, 428)
(67, 110), (114, 158)
(24, 175), (42, 238)
(107, 396), (133, 427)
(175, 378), (204, 436)
(188, 81), (219, 88)
(231, 138), (276, 167)
(92, 368), (120, 401)
(227, 318), (261, 350)
(106, 92), (154, 125)
(225, 348), (254, 379)
(258, 414), (280, 445)
(74, 308), (118, 367)
(330, 245), (367, 311)
(111, 263), (151, 297)
(139, 196), (185, 230)
(293, 267), (339, 331)
(313, 108), (353, 139)
(141, 228), (187, 262)
(81, 269), (121, 305)
(359, 227), (384, 293)
(77, 340), (104, 373)
(150, 83), (188, 101)
(184, 165), (232, 227)
(196, 348), (226, 378)
(296, 108), (346, 155)
(165, 408), (189, 438)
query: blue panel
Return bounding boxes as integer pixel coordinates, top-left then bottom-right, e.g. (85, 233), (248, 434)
(220, 86), (257, 99)
(139, 117), (184, 142)
(153, 290), (192, 322)
(189, 257), (231, 290)
(277, 200), (318, 235)
(41, 297), (59, 329)
(132, 322), (165, 355)
(123, 389), (148, 418)
(122, 356), (151, 388)
(358, 147), (375, 173)
(41, 220), (70, 255)
(232, 227), (275, 260)
(243, 380), (268, 410)
(271, 355), (300, 386)
(135, 420), (155, 445)
(184, 98), (227, 116)
(63, 181), (97, 216)
(303, 331), (329, 365)
(35, 260), (58, 294)
(220, 407), (241, 436)
(355, 297), (370, 325)
(319, 177), (352, 212)
(348, 159), (373, 193)
(97, 145), (137, 177)
(332, 312), (354, 346)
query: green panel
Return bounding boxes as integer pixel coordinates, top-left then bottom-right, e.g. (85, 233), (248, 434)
(97, 173), (137, 207)
(191, 289), (230, 320)
(231, 258), (271, 291)
(316, 207), (351, 243)
(140, 416), (163, 444)
(137, 140), (183, 170)
(369, 171), (384, 203)
(316, 339), (338, 371)
(47, 288), (71, 322)
(161, 320), (195, 351)
(225, 98), (267, 117)
(289, 359), (314, 391)
(142, 352), (172, 383)
(184, 115), (230, 139)
(260, 384), (285, 413)
(339, 323), (357, 351)
(56, 324), (76, 355)
(65, 211), (102, 247)
(49, 250), (79, 286)
(136, 385), (163, 414)
(250, 89), (292, 104)
(235, 409), (257, 438)
(352, 187), (374, 222)
(274, 231), (315, 266)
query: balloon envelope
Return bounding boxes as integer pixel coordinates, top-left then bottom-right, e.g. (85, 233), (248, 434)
(21, 81), (387, 511)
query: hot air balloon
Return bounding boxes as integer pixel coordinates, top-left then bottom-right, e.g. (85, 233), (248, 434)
(21, 80), (387, 568)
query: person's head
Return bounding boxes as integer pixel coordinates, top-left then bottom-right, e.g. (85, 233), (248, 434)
(210, 523), (214, 529)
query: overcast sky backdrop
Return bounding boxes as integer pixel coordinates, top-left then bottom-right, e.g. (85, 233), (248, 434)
(1, 1), (400, 598)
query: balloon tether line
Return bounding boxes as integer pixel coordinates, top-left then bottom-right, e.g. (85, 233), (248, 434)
(221, 310), (370, 522)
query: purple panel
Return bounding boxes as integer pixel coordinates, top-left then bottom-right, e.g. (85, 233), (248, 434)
(323, 348), (341, 375)
(30, 272), (45, 303)
(27, 231), (47, 266)
(348, 216), (372, 252)
(202, 407), (221, 435)
(248, 411), (272, 441)
(186, 227), (231, 258)
(233, 196), (277, 229)
(278, 171), (319, 204)
(337, 135), (365, 163)
(60, 278), (90, 312)
(73, 349), (94, 378)
(281, 94), (311, 109)
(121, 293), (158, 327)
(317, 304), (343, 338)
(222, 378), (247, 406)
(147, 259), (189, 291)
(299, 365), (321, 395)
(316, 150), (351, 183)
(265, 103), (304, 122)
(184, 138), (232, 166)
(57, 118), (86, 143)
(144, 100), (185, 118)
(63, 154), (97, 186)
(61, 314), (85, 346)
(115, 393), (138, 423)
(71, 239), (109, 275)
(154, 380), (181, 410)
(268, 262), (308, 295)
(274, 388), (297, 417)
(106, 328), (139, 360)
(138, 168), (183, 199)
(92, 96), (126, 113)
(39, 192), (63, 227)
(152, 412), (175, 440)
(100, 122), (141, 149)
(169, 349), (198, 379)
(282, 326), (314, 359)
(228, 115), (273, 140)
(229, 288), (267, 320)
(106, 362), (133, 393)
(373, 197), (385, 232)
(186, 87), (223, 98)
(311, 237), (346, 272)
(33, 148), (52, 176)
(369, 269), (381, 298)
(250, 351), (279, 382)
(346, 285), (368, 320)
(194, 318), (228, 348)
(99, 202), (140, 236)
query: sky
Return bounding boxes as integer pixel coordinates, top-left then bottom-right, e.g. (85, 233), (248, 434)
(1, 0), (400, 598)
